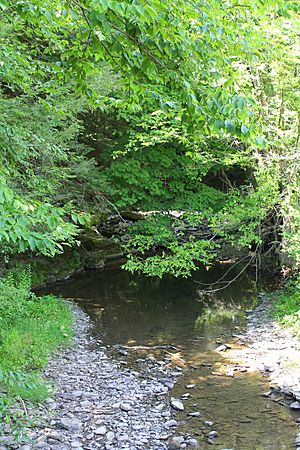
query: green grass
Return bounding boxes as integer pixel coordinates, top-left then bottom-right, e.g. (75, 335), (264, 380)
(0, 269), (73, 437)
(273, 279), (300, 335)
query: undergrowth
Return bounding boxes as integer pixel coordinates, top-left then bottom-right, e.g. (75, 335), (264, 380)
(273, 277), (300, 336)
(0, 268), (73, 438)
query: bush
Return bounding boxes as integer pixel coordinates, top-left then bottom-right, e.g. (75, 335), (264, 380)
(0, 269), (73, 436)
(274, 278), (300, 334)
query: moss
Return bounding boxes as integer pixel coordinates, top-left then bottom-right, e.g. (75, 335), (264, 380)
(29, 250), (84, 286)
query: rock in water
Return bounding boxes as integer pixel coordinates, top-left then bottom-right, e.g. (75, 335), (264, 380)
(216, 344), (229, 352)
(170, 398), (184, 411)
(207, 430), (218, 439)
(168, 436), (184, 449)
(187, 438), (199, 447)
(290, 401), (300, 410)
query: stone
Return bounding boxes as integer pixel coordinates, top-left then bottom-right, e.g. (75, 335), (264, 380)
(170, 398), (184, 411)
(36, 443), (50, 449)
(60, 418), (82, 432)
(46, 431), (61, 441)
(216, 344), (228, 352)
(120, 402), (132, 412)
(155, 403), (165, 412)
(164, 420), (178, 428)
(207, 431), (218, 439)
(160, 378), (175, 390)
(106, 431), (115, 442)
(185, 384), (196, 389)
(292, 391), (300, 401)
(71, 442), (83, 448)
(187, 438), (199, 447)
(168, 436), (185, 450)
(119, 349), (128, 356)
(290, 401), (300, 409)
(188, 412), (201, 417)
(95, 426), (107, 435)
(204, 421), (214, 426)
(263, 363), (277, 372)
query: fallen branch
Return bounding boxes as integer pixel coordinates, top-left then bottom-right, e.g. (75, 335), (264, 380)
(118, 345), (179, 351)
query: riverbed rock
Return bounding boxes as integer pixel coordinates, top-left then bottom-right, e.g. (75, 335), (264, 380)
(120, 402), (132, 412)
(12, 304), (192, 450)
(216, 344), (229, 352)
(170, 398), (184, 411)
(164, 420), (178, 428)
(204, 421), (214, 426)
(95, 426), (107, 435)
(290, 401), (300, 410)
(207, 430), (218, 439)
(106, 431), (115, 442)
(161, 378), (175, 390)
(187, 438), (199, 447)
(188, 412), (201, 417)
(168, 436), (185, 449)
(60, 418), (82, 432)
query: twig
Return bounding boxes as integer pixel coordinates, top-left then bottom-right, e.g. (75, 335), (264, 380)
(119, 344), (179, 351)
(194, 253), (251, 287)
(197, 247), (258, 294)
(100, 194), (126, 223)
(18, 396), (28, 418)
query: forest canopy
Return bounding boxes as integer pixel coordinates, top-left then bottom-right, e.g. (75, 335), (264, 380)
(0, 0), (299, 276)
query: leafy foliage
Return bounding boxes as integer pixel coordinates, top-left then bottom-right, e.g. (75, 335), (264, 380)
(0, 269), (73, 435)
(274, 277), (300, 335)
(122, 215), (218, 277)
(0, 0), (299, 275)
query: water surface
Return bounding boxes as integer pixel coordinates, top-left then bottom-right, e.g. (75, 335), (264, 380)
(48, 265), (298, 449)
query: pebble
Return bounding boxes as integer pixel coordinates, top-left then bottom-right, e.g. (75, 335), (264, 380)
(207, 431), (218, 439)
(170, 398), (184, 411)
(106, 431), (115, 442)
(168, 436), (184, 449)
(60, 418), (82, 432)
(164, 420), (178, 428)
(188, 412), (201, 417)
(290, 401), (300, 410)
(187, 438), (199, 447)
(216, 344), (228, 352)
(95, 426), (107, 435)
(120, 402), (132, 412)
(2, 305), (201, 450)
(204, 421), (214, 426)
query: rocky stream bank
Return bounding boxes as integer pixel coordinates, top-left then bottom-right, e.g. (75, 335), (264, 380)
(2, 286), (300, 449)
(226, 293), (300, 448)
(3, 306), (201, 450)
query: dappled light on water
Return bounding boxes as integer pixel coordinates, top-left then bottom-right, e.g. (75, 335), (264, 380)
(48, 265), (298, 449)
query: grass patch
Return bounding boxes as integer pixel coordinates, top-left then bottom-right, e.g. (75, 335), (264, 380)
(0, 269), (73, 437)
(273, 278), (300, 335)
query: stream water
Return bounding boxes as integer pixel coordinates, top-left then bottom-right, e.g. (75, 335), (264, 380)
(48, 265), (299, 450)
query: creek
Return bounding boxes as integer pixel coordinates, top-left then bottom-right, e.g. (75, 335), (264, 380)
(48, 264), (299, 450)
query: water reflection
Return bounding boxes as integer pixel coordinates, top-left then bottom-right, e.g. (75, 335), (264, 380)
(46, 265), (297, 450)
